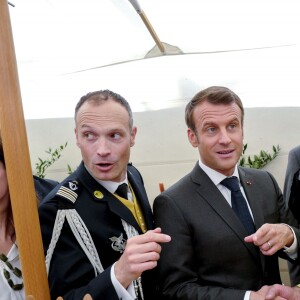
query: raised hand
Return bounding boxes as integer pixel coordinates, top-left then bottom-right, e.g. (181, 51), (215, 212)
(114, 227), (171, 288)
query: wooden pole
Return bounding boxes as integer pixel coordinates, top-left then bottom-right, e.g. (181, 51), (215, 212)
(0, 1), (50, 298)
(138, 11), (166, 54)
(128, 0), (165, 54)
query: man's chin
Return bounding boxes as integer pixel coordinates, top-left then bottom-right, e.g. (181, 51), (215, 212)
(215, 162), (236, 176)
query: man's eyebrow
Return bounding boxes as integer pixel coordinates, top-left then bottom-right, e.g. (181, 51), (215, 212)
(80, 124), (93, 129)
(229, 117), (240, 123)
(202, 121), (216, 127)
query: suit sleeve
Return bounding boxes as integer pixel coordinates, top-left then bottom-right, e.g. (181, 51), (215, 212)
(283, 149), (300, 206)
(153, 194), (246, 300)
(260, 171), (300, 263)
(39, 202), (119, 300)
(267, 171), (300, 246)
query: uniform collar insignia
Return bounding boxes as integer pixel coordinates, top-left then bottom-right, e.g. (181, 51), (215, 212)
(68, 181), (78, 190)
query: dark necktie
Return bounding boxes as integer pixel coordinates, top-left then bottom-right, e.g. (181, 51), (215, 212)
(115, 183), (128, 200)
(221, 176), (256, 235)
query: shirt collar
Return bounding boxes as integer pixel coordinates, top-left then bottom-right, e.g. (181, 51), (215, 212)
(84, 164), (128, 194)
(198, 159), (240, 185)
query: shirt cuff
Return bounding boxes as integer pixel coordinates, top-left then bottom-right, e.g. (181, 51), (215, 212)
(283, 224), (298, 260)
(244, 290), (251, 300)
(111, 262), (135, 300)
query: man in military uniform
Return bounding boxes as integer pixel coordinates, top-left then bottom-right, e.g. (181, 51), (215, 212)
(39, 90), (171, 300)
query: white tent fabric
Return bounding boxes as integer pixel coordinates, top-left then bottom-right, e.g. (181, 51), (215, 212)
(9, 0), (300, 119)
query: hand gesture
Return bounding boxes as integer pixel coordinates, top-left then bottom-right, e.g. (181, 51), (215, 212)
(114, 227), (171, 288)
(244, 223), (294, 255)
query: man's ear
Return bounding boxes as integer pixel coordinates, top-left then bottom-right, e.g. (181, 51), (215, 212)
(130, 126), (137, 147)
(187, 128), (199, 148)
(74, 127), (79, 147)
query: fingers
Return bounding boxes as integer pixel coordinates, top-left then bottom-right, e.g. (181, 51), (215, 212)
(115, 228), (171, 287)
(244, 223), (294, 255)
(125, 240), (162, 260)
(265, 284), (295, 300)
(260, 240), (275, 255)
(257, 284), (291, 300)
(129, 228), (171, 245)
(124, 228), (171, 266)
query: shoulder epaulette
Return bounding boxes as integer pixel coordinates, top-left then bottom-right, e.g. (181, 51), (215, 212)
(56, 180), (80, 204)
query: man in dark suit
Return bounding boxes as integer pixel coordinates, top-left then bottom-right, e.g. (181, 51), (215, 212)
(283, 144), (300, 210)
(153, 86), (300, 300)
(39, 90), (170, 300)
(283, 145), (300, 286)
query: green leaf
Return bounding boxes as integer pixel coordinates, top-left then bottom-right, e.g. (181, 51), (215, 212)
(239, 144), (280, 169)
(34, 142), (69, 178)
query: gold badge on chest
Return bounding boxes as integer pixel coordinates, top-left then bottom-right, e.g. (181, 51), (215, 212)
(94, 190), (104, 199)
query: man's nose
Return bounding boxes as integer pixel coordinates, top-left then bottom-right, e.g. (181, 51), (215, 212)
(219, 129), (231, 144)
(96, 138), (110, 156)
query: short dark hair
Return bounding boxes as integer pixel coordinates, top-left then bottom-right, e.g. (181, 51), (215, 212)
(185, 86), (244, 132)
(75, 89), (134, 129)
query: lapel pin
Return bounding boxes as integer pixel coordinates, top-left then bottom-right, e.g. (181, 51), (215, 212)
(94, 190), (104, 199)
(246, 181), (252, 185)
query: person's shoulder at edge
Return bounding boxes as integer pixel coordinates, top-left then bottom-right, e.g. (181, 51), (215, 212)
(33, 175), (59, 203)
(289, 145), (300, 156)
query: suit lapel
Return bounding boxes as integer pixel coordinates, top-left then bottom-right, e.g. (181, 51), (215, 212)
(238, 167), (266, 269)
(191, 164), (260, 260)
(238, 168), (265, 230)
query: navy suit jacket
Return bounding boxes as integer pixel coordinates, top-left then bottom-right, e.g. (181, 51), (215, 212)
(39, 162), (155, 300)
(153, 163), (300, 300)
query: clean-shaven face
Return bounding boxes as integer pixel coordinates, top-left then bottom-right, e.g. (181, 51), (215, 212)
(188, 101), (243, 176)
(75, 99), (136, 182)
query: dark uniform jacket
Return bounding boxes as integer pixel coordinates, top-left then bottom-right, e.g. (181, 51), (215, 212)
(39, 162), (156, 300)
(153, 163), (300, 300)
